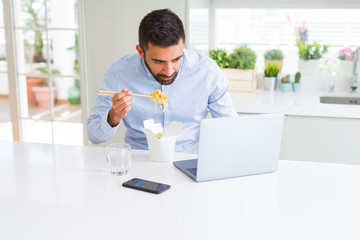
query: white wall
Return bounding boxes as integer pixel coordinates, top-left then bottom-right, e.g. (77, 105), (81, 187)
(81, 0), (188, 145)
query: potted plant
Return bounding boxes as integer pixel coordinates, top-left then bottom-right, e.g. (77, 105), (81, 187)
(338, 47), (360, 76)
(292, 72), (301, 92)
(264, 49), (284, 72)
(264, 62), (280, 91)
(297, 40), (330, 75)
(209, 49), (228, 69)
(22, 0), (48, 104)
(280, 74), (291, 93)
(32, 67), (61, 107)
(22, 0), (46, 63)
(26, 76), (46, 104)
(210, 45), (257, 92)
(227, 44), (256, 70)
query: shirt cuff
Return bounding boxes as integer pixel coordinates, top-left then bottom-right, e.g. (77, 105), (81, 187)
(100, 112), (119, 137)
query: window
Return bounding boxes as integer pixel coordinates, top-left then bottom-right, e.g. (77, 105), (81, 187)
(215, 9), (360, 47)
(0, 1), (12, 141)
(3, 0), (82, 145)
(188, 8), (209, 54)
(189, 7), (360, 75)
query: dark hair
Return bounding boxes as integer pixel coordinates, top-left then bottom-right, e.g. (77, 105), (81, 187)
(138, 9), (185, 50)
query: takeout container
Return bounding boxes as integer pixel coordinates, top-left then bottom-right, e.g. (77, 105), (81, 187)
(141, 119), (182, 162)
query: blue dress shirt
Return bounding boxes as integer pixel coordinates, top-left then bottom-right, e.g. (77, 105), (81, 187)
(87, 49), (237, 153)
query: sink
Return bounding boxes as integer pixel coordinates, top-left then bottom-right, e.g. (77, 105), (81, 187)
(320, 96), (360, 105)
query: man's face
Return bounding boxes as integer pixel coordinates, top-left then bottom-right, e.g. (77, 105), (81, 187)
(136, 39), (184, 85)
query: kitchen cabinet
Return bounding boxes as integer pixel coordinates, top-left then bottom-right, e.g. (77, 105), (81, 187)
(232, 90), (360, 165)
(281, 115), (360, 165)
(238, 113), (360, 164)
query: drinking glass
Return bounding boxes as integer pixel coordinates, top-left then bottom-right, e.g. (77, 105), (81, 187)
(106, 143), (131, 176)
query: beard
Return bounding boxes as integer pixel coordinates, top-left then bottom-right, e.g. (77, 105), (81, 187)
(144, 58), (178, 85)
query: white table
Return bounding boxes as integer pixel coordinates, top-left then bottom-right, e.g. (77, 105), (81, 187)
(1, 141), (360, 240)
(231, 90), (360, 118)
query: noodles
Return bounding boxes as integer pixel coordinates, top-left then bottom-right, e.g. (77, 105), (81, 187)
(155, 133), (163, 139)
(150, 90), (168, 112)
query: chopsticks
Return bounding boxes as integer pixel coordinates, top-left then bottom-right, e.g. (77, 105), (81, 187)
(97, 90), (151, 98)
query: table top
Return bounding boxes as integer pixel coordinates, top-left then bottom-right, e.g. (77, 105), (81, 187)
(1, 141), (360, 240)
(231, 90), (360, 118)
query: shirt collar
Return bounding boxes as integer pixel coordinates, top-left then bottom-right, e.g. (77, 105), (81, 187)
(140, 59), (153, 79)
(177, 49), (186, 77)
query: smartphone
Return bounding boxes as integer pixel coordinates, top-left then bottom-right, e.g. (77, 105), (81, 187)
(122, 178), (171, 194)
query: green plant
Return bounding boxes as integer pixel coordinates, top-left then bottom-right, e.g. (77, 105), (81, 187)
(264, 49), (283, 60)
(264, 62), (280, 77)
(209, 49), (228, 69)
(281, 74), (290, 83)
(297, 40), (330, 60)
(36, 66), (61, 75)
(35, 66), (61, 86)
(22, 0), (46, 63)
(228, 45), (256, 70)
(67, 32), (80, 74)
(295, 72), (301, 83)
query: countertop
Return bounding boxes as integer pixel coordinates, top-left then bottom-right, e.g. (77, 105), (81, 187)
(1, 141), (360, 239)
(230, 89), (360, 119)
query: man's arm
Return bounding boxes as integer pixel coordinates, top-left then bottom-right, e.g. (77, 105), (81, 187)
(207, 61), (238, 118)
(107, 89), (132, 127)
(87, 88), (132, 144)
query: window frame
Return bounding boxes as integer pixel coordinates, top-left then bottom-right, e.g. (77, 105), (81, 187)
(3, 0), (87, 144)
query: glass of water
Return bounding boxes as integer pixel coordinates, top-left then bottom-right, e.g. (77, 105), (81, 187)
(106, 143), (131, 176)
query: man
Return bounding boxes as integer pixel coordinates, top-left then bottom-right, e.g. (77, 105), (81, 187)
(87, 9), (237, 153)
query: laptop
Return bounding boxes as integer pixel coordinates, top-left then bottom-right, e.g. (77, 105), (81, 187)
(173, 113), (284, 182)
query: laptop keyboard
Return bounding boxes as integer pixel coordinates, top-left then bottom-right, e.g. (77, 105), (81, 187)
(186, 167), (197, 177)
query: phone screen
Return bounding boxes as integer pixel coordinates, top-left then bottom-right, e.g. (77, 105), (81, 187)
(122, 178), (170, 194)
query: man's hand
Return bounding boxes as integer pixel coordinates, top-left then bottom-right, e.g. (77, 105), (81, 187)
(107, 88), (132, 127)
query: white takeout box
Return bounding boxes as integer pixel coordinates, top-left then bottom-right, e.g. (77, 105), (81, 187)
(141, 119), (182, 162)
